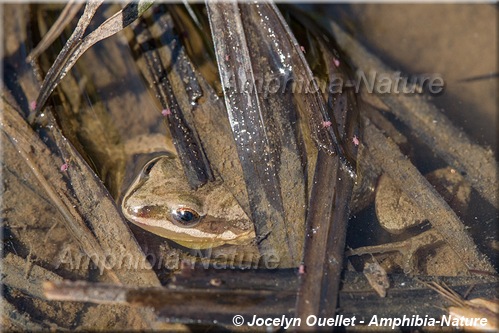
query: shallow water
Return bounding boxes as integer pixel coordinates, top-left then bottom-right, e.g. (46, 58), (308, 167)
(2, 3), (497, 329)
(4, 1), (497, 270)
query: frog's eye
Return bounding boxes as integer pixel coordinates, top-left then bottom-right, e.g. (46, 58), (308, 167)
(171, 207), (201, 227)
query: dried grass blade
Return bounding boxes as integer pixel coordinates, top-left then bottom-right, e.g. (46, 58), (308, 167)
(2, 102), (120, 282)
(206, 1), (296, 265)
(30, 0), (104, 123)
(2, 101), (162, 286)
(129, 12), (213, 188)
(30, 0), (154, 123)
(27, 1), (84, 61)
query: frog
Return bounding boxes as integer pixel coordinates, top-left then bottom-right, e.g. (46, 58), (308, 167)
(121, 154), (256, 249)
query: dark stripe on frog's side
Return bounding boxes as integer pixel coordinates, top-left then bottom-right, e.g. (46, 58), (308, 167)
(125, 205), (171, 220)
(127, 204), (249, 235)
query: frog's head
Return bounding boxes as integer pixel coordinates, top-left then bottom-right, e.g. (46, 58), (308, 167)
(121, 156), (255, 249)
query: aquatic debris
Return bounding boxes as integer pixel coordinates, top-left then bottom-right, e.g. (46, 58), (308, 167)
(352, 135), (359, 146)
(161, 108), (171, 117)
(209, 278), (223, 287)
(60, 162), (69, 172)
(363, 260), (389, 297)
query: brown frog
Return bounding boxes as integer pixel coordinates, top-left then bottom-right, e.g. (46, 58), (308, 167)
(121, 155), (255, 249)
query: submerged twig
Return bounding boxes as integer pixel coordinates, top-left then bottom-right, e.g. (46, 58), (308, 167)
(346, 229), (445, 273)
(3, 253), (157, 330)
(42, 272), (498, 327)
(295, 152), (354, 325)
